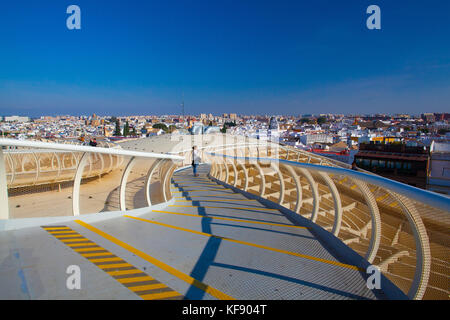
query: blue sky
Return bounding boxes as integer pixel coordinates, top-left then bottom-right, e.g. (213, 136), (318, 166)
(0, 0), (449, 117)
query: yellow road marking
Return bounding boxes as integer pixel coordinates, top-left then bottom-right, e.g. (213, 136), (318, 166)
(106, 269), (143, 277)
(125, 216), (360, 271)
(390, 202), (399, 207)
(90, 257), (123, 263)
(48, 231), (78, 235)
(128, 283), (167, 292)
(339, 177), (348, 184)
(67, 243), (99, 248)
(172, 179), (209, 183)
(376, 194), (389, 201)
(43, 227), (71, 231)
(175, 199), (257, 203)
(81, 252), (113, 257)
(54, 234), (84, 238)
(43, 225), (182, 300)
(175, 194), (244, 199)
(72, 246), (103, 251)
(117, 276), (155, 284)
(169, 204), (279, 212)
(141, 291), (181, 300)
(60, 238), (91, 243)
(172, 189), (226, 193)
(173, 184), (219, 187)
(97, 263), (133, 269)
(151, 210), (306, 229)
(75, 220), (234, 300)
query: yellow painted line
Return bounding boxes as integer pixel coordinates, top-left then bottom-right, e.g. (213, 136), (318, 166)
(54, 234), (84, 238)
(173, 183), (219, 187)
(390, 202), (399, 207)
(60, 238), (91, 243)
(75, 220), (234, 300)
(171, 189), (226, 193)
(90, 257), (123, 263)
(117, 276), (155, 284)
(48, 231), (78, 235)
(106, 269), (143, 277)
(175, 194), (244, 199)
(175, 199), (257, 203)
(350, 185), (357, 190)
(60, 238), (90, 243)
(81, 252), (114, 258)
(141, 291), (181, 300)
(67, 243), (99, 248)
(97, 263), (133, 269)
(151, 210), (306, 229)
(43, 225), (182, 300)
(125, 216), (361, 272)
(339, 177), (348, 184)
(376, 194), (389, 201)
(72, 245), (103, 251)
(169, 204), (279, 212)
(128, 283), (167, 292)
(42, 227), (71, 231)
(173, 179), (210, 183)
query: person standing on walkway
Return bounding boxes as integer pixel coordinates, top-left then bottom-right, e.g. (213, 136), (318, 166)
(192, 145), (201, 176)
(89, 137), (97, 147)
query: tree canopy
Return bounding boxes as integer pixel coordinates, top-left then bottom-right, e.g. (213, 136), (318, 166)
(153, 123), (168, 132)
(113, 119), (121, 136)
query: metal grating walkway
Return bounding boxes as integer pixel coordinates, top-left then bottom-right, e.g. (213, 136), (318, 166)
(0, 164), (383, 300)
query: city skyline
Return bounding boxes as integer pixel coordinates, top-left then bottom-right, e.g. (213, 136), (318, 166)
(1, 0), (449, 117)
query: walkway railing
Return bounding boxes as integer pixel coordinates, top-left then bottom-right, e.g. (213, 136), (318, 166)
(0, 138), (184, 218)
(205, 144), (450, 300)
(2, 140), (123, 189)
(0, 137), (265, 220)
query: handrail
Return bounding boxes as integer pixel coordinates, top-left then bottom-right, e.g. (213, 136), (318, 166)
(206, 150), (449, 299)
(207, 152), (450, 212)
(167, 142), (264, 155)
(0, 138), (184, 161)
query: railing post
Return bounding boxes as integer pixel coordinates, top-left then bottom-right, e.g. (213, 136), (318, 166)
(254, 162), (266, 197)
(237, 161), (249, 191)
(271, 162), (285, 205)
(283, 164), (302, 213)
(72, 152), (89, 216)
(163, 163), (177, 202)
(229, 160), (238, 187)
(0, 148), (10, 219)
(352, 179), (381, 264)
(318, 172), (342, 237)
(119, 156), (137, 211)
(389, 192), (431, 300)
(299, 168), (319, 222)
(145, 159), (163, 207)
(6, 152), (15, 186)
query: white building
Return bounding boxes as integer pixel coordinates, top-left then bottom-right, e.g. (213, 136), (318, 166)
(300, 133), (333, 145)
(427, 141), (450, 196)
(4, 116), (30, 122)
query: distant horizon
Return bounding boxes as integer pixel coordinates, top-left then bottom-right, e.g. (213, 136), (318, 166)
(1, 1), (449, 116)
(2, 111), (444, 119)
